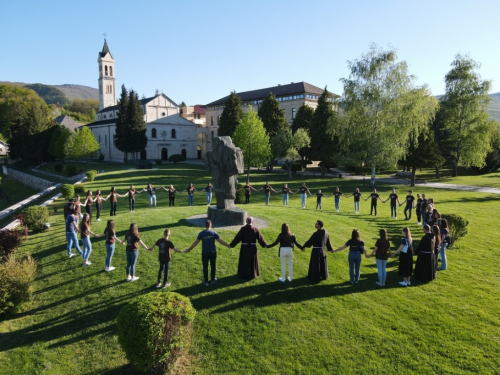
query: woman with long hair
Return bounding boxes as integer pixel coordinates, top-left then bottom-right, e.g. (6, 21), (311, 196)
(83, 190), (94, 223)
(185, 183), (197, 206)
(144, 183), (157, 209)
(344, 188), (363, 214)
(205, 182), (214, 205)
(104, 187), (120, 216)
(281, 183), (295, 207)
(162, 185), (180, 207)
(266, 223), (303, 282)
(333, 229), (367, 284)
(123, 223), (150, 281)
(95, 189), (103, 222)
(438, 219), (450, 271)
(103, 219), (124, 272)
(79, 213), (102, 266)
(392, 227), (413, 286)
(432, 224), (442, 273)
(367, 229), (392, 286)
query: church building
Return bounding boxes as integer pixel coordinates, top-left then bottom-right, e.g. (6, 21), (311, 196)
(87, 40), (206, 162)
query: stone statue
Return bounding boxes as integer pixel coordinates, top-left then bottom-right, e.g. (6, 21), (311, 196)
(205, 136), (244, 209)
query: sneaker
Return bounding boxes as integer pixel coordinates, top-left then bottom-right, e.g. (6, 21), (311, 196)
(395, 217), (398, 220)
(350, 281), (355, 284)
(375, 281), (382, 286)
(131, 276), (139, 282)
(407, 281), (411, 286)
(391, 216), (393, 219)
(86, 261), (92, 265)
(287, 277), (292, 282)
(108, 266), (115, 271)
(278, 277), (286, 282)
(399, 281), (408, 286)
(416, 221), (420, 224)
(156, 283), (162, 288)
(105, 267), (109, 272)
(163, 283), (171, 288)
(126, 276), (132, 282)
(202, 281), (209, 286)
(96, 218), (101, 222)
(354, 280), (358, 284)
(210, 278), (218, 285)
(68, 253), (75, 258)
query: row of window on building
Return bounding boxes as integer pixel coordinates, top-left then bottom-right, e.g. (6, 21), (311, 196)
(97, 129), (178, 146)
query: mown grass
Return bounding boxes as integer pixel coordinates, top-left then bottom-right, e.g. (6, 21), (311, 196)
(0, 163), (499, 374)
(0, 174), (39, 211)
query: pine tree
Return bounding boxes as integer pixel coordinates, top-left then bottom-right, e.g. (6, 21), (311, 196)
(291, 104), (314, 134)
(258, 93), (288, 137)
(114, 85), (130, 161)
(127, 90), (147, 160)
(309, 88), (335, 176)
(218, 91), (243, 137)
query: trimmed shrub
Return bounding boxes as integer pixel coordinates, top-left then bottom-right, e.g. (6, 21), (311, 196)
(54, 164), (63, 173)
(117, 292), (196, 373)
(21, 206), (49, 233)
(168, 154), (186, 163)
(235, 183), (246, 204)
(74, 183), (85, 194)
(441, 214), (469, 247)
(65, 164), (77, 176)
(0, 255), (37, 315)
(155, 160), (162, 165)
(0, 229), (23, 260)
(61, 184), (75, 199)
(85, 171), (96, 181)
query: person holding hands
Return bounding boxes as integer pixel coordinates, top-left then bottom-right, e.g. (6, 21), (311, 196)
(148, 228), (183, 288)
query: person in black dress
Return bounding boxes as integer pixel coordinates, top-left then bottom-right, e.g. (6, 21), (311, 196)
(392, 227), (413, 286)
(229, 217), (268, 279)
(302, 220), (333, 282)
(413, 224), (436, 282)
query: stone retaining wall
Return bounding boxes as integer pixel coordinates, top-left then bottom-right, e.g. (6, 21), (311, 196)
(30, 168), (87, 183)
(3, 166), (54, 190)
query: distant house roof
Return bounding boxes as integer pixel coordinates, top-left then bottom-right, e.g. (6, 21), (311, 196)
(148, 113), (197, 126)
(194, 105), (206, 114)
(86, 118), (117, 127)
(0, 140), (8, 147)
(99, 39), (113, 59)
(96, 93), (178, 114)
(54, 115), (82, 132)
(206, 81), (339, 106)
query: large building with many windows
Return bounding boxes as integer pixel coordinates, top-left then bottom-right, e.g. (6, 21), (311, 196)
(205, 82), (338, 151)
(87, 40), (205, 162)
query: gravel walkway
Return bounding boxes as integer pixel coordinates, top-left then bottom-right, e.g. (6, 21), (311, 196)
(185, 214), (268, 231)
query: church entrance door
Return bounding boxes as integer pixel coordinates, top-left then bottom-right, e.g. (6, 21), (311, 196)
(161, 148), (168, 160)
(140, 149), (147, 160)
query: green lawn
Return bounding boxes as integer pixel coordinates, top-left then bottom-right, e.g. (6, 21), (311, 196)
(0, 164), (498, 374)
(0, 174), (39, 211)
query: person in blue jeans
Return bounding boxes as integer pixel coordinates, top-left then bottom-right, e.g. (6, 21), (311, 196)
(401, 190), (415, 221)
(185, 183), (197, 206)
(438, 219), (450, 270)
(79, 213), (103, 266)
(383, 188), (400, 219)
(65, 207), (83, 258)
(184, 220), (230, 286)
(122, 223), (150, 282)
(143, 184), (157, 209)
(103, 219), (123, 272)
(281, 183), (295, 206)
(333, 229), (367, 284)
(298, 182), (312, 209)
(333, 188), (343, 212)
(205, 182), (214, 205)
(367, 229), (392, 286)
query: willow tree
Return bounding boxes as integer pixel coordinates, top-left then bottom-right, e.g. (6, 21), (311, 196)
(232, 106), (271, 182)
(336, 45), (437, 186)
(440, 54), (493, 176)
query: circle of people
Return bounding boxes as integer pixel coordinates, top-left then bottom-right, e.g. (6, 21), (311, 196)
(63, 181), (450, 288)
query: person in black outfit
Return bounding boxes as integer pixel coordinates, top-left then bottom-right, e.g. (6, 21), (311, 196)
(302, 220), (334, 282)
(148, 229), (183, 288)
(367, 189), (382, 216)
(415, 193), (422, 224)
(413, 224), (437, 282)
(401, 190), (415, 220)
(267, 223), (303, 282)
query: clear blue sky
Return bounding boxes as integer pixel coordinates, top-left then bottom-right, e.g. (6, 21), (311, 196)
(1, 0), (498, 105)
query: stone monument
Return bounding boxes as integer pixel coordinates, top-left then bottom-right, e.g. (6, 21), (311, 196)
(205, 136), (246, 225)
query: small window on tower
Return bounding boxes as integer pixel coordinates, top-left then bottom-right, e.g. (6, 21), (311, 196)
(109, 66), (113, 76)
(105, 65), (108, 76)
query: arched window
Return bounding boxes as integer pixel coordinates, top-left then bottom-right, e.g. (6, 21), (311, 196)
(181, 149), (187, 158)
(105, 65), (108, 76)
(109, 66), (113, 76)
(151, 128), (157, 138)
(171, 129), (176, 139)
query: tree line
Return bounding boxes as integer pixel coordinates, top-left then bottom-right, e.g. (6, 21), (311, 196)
(217, 45), (498, 184)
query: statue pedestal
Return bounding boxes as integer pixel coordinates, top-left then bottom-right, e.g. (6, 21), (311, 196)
(207, 206), (247, 226)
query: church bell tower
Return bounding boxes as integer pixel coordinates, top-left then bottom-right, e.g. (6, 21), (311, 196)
(98, 39), (116, 111)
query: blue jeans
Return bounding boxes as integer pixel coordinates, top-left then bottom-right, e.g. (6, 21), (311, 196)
(439, 243), (448, 270)
(126, 250), (139, 277)
(282, 194), (289, 206)
(66, 231), (82, 256)
(316, 200), (322, 209)
(348, 252), (362, 282)
(354, 201), (360, 212)
(335, 197), (340, 210)
(265, 194), (270, 205)
(376, 259), (387, 284)
(82, 236), (92, 261)
(391, 202), (397, 217)
(188, 193), (194, 206)
(404, 205), (412, 220)
(300, 193), (307, 208)
(105, 243), (115, 268)
(149, 195), (156, 208)
(206, 192), (212, 205)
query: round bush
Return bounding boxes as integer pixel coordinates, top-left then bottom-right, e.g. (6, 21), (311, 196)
(21, 206), (50, 233)
(0, 229), (23, 260)
(168, 154), (186, 163)
(65, 164), (77, 176)
(54, 164), (63, 173)
(117, 292), (196, 373)
(0, 255), (37, 315)
(85, 171), (96, 181)
(441, 214), (469, 247)
(74, 183), (85, 194)
(61, 184), (75, 200)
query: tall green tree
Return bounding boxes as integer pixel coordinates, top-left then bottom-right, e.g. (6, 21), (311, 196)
(51, 126), (72, 160)
(218, 91), (243, 137)
(232, 106), (272, 181)
(271, 128), (310, 179)
(291, 104), (315, 159)
(258, 93), (288, 137)
(126, 89), (148, 160)
(336, 45), (437, 186)
(114, 85), (130, 160)
(440, 54), (494, 176)
(309, 88), (335, 176)
(64, 126), (100, 163)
